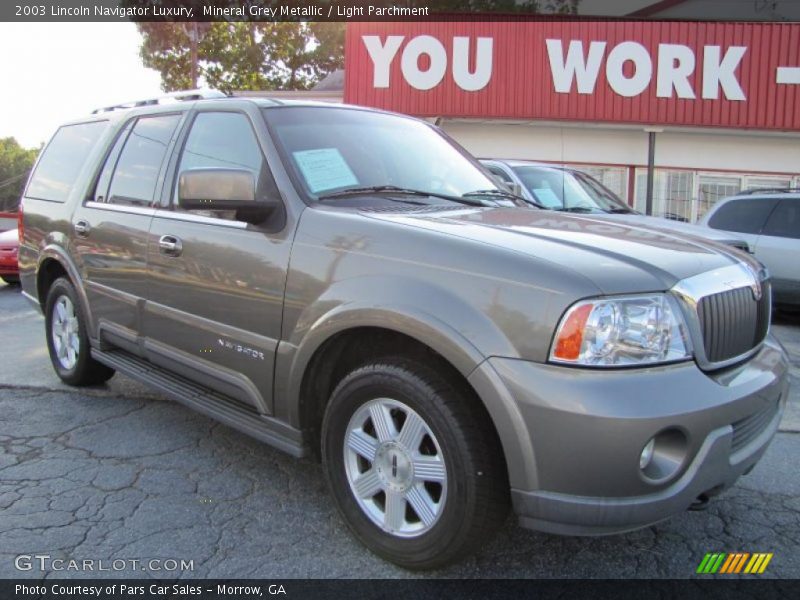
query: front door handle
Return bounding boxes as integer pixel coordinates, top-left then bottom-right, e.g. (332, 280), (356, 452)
(74, 220), (91, 237)
(158, 235), (182, 257)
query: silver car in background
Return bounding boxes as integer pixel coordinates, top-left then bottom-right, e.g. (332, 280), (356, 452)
(481, 159), (751, 253)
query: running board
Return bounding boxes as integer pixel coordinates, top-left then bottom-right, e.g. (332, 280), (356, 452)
(92, 348), (308, 458)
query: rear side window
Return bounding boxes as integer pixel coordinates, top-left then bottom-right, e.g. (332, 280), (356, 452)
(761, 199), (800, 239)
(26, 121), (107, 202)
(106, 114), (181, 207)
(707, 198), (779, 234)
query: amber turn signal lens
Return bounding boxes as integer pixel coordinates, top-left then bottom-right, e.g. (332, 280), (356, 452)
(552, 303), (593, 361)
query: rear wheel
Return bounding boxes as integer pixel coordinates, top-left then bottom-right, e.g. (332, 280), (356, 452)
(1, 275), (19, 285)
(322, 358), (509, 569)
(44, 277), (115, 386)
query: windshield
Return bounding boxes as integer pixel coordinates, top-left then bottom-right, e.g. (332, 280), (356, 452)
(263, 107), (499, 202)
(511, 166), (632, 213)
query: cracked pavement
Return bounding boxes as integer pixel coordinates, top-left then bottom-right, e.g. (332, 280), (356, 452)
(0, 283), (798, 578)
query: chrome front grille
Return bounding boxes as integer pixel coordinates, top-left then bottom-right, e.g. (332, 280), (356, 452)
(696, 281), (771, 363)
(672, 263), (771, 369)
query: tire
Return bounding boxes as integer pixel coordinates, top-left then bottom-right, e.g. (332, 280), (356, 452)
(44, 277), (115, 386)
(1, 275), (19, 285)
(322, 358), (509, 570)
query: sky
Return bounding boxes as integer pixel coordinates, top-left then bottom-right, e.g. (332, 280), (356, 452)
(0, 23), (163, 148)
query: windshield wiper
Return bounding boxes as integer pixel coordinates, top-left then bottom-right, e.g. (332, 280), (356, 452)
(462, 189), (544, 208)
(557, 206), (597, 213)
(317, 185), (485, 207)
(607, 207), (634, 214)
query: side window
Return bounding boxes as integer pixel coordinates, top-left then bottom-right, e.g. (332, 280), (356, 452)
(106, 114), (181, 207)
(26, 121), (108, 202)
(175, 112), (270, 220)
(761, 199), (800, 239)
(707, 198), (778, 234)
(93, 121), (134, 203)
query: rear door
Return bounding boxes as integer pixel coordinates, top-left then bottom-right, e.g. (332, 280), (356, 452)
(71, 112), (184, 354)
(143, 106), (291, 415)
(754, 198), (800, 303)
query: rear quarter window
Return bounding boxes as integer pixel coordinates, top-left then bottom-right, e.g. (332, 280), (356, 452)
(25, 121), (108, 203)
(707, 198), (779, 234)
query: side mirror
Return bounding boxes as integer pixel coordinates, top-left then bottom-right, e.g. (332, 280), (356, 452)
(510, 182), (524, 197)
(178, 168), (276, 212)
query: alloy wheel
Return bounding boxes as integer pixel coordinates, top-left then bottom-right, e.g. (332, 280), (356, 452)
(343, 397), (447, 537)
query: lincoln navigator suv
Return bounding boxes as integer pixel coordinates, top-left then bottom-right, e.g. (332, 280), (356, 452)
(18, 93), (789, 569)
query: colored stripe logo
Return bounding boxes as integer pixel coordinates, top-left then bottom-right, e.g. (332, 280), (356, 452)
(697, 552), (773, 574)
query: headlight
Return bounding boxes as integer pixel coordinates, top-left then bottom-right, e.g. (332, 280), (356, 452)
(550, 294), (691, 367)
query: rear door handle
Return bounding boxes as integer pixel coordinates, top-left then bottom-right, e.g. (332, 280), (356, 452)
(158, 235), (182, 257)
(74, 220), (91, 237)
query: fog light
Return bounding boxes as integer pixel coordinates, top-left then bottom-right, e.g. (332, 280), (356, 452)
(639, 428), (689, 483)
(639, 438), (656, 470)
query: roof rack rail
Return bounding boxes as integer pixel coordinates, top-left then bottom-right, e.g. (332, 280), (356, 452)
(92, 89), (228, 114)
(739, 187), (800, 195)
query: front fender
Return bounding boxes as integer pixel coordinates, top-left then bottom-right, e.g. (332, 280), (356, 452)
(277, 275), (520, 422)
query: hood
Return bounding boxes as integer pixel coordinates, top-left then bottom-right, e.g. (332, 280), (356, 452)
(362, 206), (750, 295)
(588, 213), (749, 247)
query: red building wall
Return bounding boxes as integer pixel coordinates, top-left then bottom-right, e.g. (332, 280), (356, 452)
(345, 20), (800, 131)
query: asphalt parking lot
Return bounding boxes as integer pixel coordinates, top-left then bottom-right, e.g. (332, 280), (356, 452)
(0, 281), (798, 579)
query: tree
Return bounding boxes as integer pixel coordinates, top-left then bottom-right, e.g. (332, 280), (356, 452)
(133, 0), (578, 93)
(136, 21), (346, 93)
(0, 138), (38, 211)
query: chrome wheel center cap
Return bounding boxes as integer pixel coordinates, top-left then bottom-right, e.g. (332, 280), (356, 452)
(374, 442), (413, 492)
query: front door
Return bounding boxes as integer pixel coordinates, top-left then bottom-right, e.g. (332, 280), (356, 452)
(143, 109), (291, 414)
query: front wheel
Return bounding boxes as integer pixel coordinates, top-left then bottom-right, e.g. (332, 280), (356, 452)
(322, 359), (509, 569)
(44, 277), (115, 386)
(1, 275), (19, 285)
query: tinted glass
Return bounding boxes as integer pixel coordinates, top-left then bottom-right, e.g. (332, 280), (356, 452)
(512, 166), (630, 212)
(264, 107), (497, 201)
(707, 198), (778, 234)
(178, 112), (264, 176)
(175, 112), (267, 219)
(107, 114), (181, 206)
(93, 121), (134, 203)
(762, 198), (800, 239)
(26, 121), (107, 202)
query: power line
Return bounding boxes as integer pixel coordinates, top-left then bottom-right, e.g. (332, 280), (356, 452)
(0, 172), (27, 190)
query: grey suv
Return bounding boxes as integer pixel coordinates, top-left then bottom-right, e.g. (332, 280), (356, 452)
(19, 94), (789, 569)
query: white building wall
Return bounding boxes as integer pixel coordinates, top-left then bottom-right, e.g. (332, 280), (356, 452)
(441, 120), (800, 175)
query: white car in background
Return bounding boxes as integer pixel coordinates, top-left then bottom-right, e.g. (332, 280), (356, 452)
(480, 159), (752, 254)
(699, 191), (800, 307)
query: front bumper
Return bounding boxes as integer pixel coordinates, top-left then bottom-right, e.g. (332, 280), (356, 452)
(477, 335), (789, 536)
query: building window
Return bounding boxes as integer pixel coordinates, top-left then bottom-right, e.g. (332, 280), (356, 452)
(633, 170), (798, 223)
(568, 164), (628, 202)
(634, 169), (695, 222)
(697, 175), (741, 222)
(744, 176), (793, 193)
